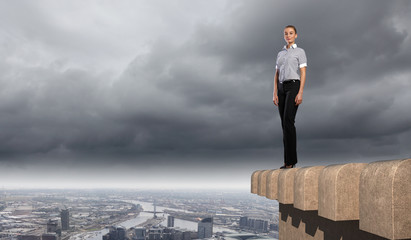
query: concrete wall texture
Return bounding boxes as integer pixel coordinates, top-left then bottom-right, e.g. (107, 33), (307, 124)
(251, 159), (411, 240)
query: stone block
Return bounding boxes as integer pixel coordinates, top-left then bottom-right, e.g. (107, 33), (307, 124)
(294, 166), (325, 211)
(258, 170), (271, 196)
(279, 204), (388, 240)
(278, 168), (299, 204)
(318, 163), (367, 221)
(251, 170), (263, 194)
(279, 203), (323, 240)
(266, 169), (281, 200)
(359, 159), (411, 240)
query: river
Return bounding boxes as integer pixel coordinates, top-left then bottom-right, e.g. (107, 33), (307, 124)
(69, 200), (237, 240)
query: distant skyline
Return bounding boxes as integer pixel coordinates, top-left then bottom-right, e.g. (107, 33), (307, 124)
(1, 0), (410, 189)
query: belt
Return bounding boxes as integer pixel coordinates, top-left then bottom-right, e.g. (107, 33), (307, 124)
(282, 79), (300, 84)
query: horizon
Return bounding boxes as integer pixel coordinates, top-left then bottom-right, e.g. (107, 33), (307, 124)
(0, 184), (250, 191)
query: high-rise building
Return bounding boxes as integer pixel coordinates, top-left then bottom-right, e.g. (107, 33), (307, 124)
(182, 231), (192, 240)
(61, 209), (69, 231)
(254, 219), (268, 232)
(148, 228), (161, 240)
(134, 227), (146, 240)
(47, 219), (58, 233)
(148, 232), (161, 240)
(171, 230), (183, 240)
(109, 226), (117, 239)
(167, 216), (175, 227)
(103, 226), (127, 240)
(42, 233), (58, 240)
(117, 226), (126, 240)
(269, 223), (278, 232)
(163, 228), (175, 234)
(163, 226), (175, 240)
(197, 217), (213, 239)
(242, 217), (269, 233)
(248, 218), (255, 230)
(239, 216), (248, 228)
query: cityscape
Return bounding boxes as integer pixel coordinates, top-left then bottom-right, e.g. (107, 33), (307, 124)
(0, 1), (409, 240)
(0, 189), (279, 240)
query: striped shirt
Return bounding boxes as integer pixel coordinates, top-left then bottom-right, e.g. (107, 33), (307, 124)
(275, 43), (307, 83)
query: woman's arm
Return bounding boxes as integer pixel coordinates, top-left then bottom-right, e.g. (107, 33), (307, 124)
(273, 69), (279, 106)
(295, 67), (306, 105)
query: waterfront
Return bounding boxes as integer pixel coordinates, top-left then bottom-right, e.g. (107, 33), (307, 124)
(69, 200), (237, 240)
(0, 189), (278, 239)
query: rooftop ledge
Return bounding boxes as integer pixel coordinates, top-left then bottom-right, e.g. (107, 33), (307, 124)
(251, 159), (411, 240)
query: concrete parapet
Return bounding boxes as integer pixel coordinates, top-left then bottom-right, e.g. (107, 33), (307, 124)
(251, 159), (410, 239)
(278, 168), (299, 204)
(258, 170), (272, 196)
(359, 159), (411, 240)
(251, 170), (263, 194)
(279, 203), (386, 240)
(266, 169), (281, 200)
(294, 166), (325, 211)
(318, 163), (367, 221)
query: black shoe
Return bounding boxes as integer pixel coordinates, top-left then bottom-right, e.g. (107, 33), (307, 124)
(280, 164), (295, 169)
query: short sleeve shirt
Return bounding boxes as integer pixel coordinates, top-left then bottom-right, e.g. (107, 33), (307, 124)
(275, 43), (307, 83)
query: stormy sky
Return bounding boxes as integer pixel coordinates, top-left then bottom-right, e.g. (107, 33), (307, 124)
(0, 0), (410, 189)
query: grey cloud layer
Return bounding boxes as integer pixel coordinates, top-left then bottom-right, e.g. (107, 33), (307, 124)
(0, 0), (410, 167)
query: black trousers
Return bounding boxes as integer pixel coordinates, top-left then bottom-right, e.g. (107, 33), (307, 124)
(278, 80), (300, 166)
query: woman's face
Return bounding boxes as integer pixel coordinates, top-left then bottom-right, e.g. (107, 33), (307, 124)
(284, 27), (297, 45)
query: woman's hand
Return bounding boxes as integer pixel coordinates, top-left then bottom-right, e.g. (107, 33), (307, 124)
(295, 92), (303, 105)
(273, 95), (279, 106)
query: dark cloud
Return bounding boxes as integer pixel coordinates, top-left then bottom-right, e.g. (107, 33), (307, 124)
(0, 0), (410, 187)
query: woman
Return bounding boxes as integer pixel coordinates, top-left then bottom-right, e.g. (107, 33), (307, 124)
(273, 25), (307, 169)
